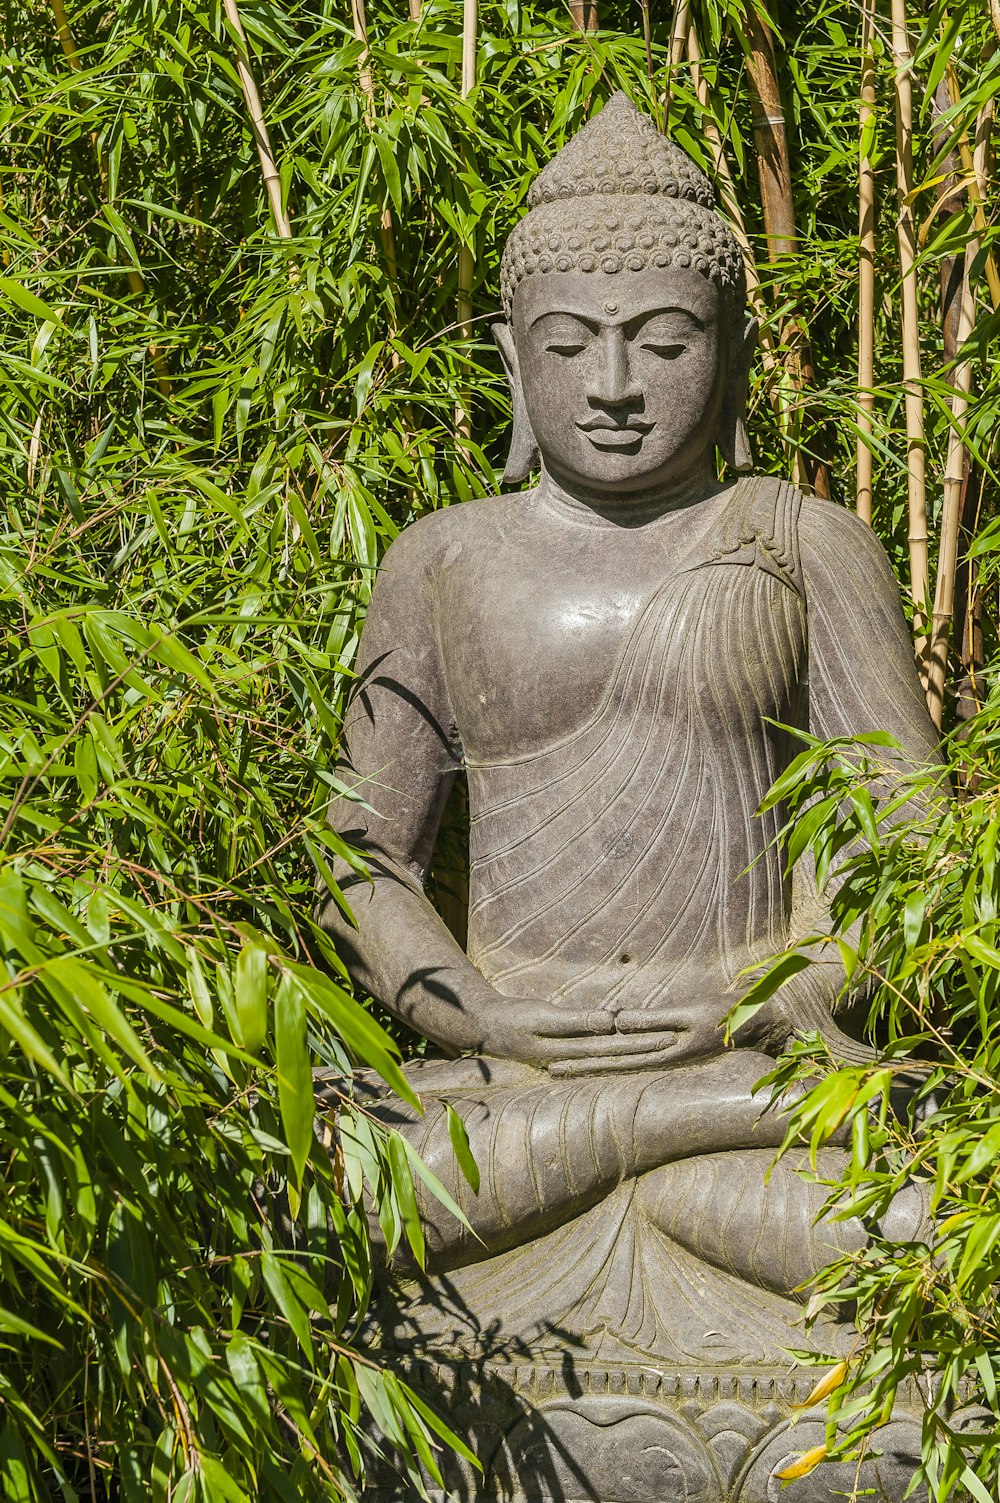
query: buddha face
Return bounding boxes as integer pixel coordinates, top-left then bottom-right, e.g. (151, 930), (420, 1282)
(509, 267), (732, 496)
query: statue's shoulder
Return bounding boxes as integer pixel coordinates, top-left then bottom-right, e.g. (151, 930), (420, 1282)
(795, 494), (903, 617)
(380, 492), (533, 578)
(796, 494), (892, 571)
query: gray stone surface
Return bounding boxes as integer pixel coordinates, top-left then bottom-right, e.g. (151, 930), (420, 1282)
(317, 94), (942, 1500)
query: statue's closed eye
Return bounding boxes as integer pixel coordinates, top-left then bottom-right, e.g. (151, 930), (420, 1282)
(545, 341), (588, 357)
(641, 341), (687, 360)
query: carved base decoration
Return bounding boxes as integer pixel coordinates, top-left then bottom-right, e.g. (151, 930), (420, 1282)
(369, 1360), (934, 1502)
(365, 1188), (958, 1502)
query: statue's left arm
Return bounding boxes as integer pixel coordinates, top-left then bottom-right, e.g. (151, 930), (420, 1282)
(783, 498), (942, 1052)
(799, 497), (939, 768)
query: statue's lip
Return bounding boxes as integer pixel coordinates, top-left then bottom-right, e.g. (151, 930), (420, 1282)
(577, 418), (654, 435)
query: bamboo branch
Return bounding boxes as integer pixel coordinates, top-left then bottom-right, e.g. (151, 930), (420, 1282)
(856, 0), (877, 524)
(926, 250), (976, 729)
(223, 0), (292, 239)
(639, 0), (654, 100)
(889, 0), (929, 680)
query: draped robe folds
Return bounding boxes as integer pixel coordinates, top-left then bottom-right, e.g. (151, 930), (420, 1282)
(464, 475), (808, 1008)
(353, 478), (876, 1365)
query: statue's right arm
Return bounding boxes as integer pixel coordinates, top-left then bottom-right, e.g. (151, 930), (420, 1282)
(315, 520), (496, 1054)
(316, 515), (682, 1069)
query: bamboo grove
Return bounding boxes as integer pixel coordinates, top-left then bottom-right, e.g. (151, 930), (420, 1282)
(1, 0), (1000, 1498)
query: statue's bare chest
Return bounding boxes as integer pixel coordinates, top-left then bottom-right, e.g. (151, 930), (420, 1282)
(432, 503), (749, 762)
(442, 566), (650, 755)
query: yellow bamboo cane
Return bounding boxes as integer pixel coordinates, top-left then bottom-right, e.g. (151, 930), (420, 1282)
(223, 0), (292, 239)
(890, 0), (929, 684)
(856, 0), (877, 524)
(455, 0), (478, 446)
(927, 252), (976, 728)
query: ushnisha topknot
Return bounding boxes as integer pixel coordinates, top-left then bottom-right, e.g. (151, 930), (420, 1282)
(500, 92), (746, 331)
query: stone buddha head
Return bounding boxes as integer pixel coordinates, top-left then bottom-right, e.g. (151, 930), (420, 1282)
(494, 93), (756, 497)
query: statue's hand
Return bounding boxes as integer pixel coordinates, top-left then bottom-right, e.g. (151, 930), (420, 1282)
(546, 1002), (731, 1078)
(474, 997), (690, 1072)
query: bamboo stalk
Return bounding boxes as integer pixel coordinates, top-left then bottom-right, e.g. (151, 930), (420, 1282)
(670, 0), (690, 68)
(50, 0), (172, 395)
(926, 251), (976, 728)
(685, 17), (791, 452)
(856, 0), (877, 524)
(351, 0), (374, 100)
(889, 0), (929, 681)
(744, 12), (796, 260)
(944, 61), (1000, 311)
(455, 0), (478, 445)
(663, 0), (691, 130)
(223, 0), (291, 238)
(743, 7), (828, 496)
(569, 0), (598, 29)
(639, 0), (654, 98)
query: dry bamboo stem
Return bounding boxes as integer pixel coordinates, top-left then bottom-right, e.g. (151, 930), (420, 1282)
(223, 0), (292, 239)
(743, 8), (827, 496)
(663, 0), (691, 130)
(670, 0), (690, 68)
(927, 251), (976, 728)
(640, 0), (654, 96)
(890, 0), (929, 679)
(685, 18), (791, 451)
(856, 0), (877, 524)
(455, 0), (478, 445)
(50, 0), (171, 395)
(569, 0), (599, 30)
(944, 61), (1000, 311)
(744, 12), (796, 260)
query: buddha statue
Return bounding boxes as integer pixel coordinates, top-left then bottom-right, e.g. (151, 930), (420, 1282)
(317, 94), (940, 1502)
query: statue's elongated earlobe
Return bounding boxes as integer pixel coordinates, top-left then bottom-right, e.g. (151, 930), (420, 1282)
(492, 321), (540, 486)
(718, 316), (758, 473)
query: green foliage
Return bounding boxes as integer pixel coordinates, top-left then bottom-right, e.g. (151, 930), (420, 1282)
(1, 0), (998, 1495)
(747, 708), (1000, 1502)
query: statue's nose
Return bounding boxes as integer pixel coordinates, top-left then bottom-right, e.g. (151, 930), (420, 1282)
(588, 328), (640, 408)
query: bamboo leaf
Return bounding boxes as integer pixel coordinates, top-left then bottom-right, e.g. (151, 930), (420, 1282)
(274, 976), (312, 1189)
